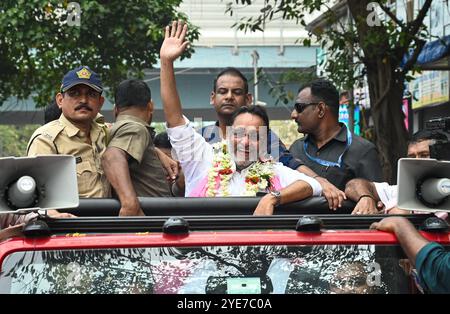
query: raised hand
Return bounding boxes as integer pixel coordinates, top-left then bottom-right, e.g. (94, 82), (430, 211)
(160, 21), (189, 62)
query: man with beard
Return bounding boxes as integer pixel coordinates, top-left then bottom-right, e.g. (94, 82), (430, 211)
(27, 66), (110, 199)
(160, 21), (322, 215)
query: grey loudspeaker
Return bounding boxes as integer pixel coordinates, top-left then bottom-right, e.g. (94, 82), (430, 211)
(0, 155), (79, 214)
(397, 158), (450, 212)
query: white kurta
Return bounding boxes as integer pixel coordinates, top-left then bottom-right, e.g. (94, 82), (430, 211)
(167, 117), (322, 197)
(373, 182), (398, 212)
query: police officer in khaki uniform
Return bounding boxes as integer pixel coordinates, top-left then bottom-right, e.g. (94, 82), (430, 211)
(27, 66), (110, 198)
(102, 79), (171, 216)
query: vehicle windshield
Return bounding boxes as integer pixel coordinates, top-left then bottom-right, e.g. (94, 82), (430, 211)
(0, 244), (413, 294)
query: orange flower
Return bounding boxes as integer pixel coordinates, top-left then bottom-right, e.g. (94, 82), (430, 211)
(219, 168), (233, 175)
(245, 177), (260, 184)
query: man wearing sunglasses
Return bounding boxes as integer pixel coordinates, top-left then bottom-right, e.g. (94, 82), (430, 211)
(290, 79), (383, 191)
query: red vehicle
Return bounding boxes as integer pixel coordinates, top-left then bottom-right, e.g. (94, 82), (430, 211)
(0, 197), (449, 294)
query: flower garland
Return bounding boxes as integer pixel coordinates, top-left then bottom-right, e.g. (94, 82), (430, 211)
(206, 141), (235, 197)
(243, 161), (276, 196)
(206, 141), (275, 197)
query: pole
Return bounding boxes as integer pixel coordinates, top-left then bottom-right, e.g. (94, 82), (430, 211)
(251, 50), (260, 105)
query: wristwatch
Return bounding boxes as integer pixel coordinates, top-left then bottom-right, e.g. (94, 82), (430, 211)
(270, 190), (282, 206)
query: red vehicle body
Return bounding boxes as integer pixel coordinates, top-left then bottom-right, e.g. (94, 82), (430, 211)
(0, 198), (449, 294)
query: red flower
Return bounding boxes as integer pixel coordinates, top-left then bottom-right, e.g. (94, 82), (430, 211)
(245, 177), (259, 184)
(219, 168), (233, 175)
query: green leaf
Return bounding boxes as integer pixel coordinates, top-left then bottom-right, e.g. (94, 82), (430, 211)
(0, 0), (199, 107)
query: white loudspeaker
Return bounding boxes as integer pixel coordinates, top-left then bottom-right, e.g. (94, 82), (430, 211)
(397, 158), (450, 212)
(0, 155), (79, 214)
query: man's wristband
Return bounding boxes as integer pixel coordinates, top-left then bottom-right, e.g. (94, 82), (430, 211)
(270, 191), (282, 206)
(357, 194), (376, 202)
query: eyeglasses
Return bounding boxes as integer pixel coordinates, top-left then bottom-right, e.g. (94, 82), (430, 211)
(294, 102), (319, 113)
(231, 128), (261, 142)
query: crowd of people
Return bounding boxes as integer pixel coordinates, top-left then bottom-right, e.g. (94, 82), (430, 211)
(0, 21), (448, 293)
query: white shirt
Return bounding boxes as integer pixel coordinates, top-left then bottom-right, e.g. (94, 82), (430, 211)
(167, 117), (322, 197)
(373, 182), (398, 212)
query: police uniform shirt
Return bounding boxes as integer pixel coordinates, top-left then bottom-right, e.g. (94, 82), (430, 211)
(107, 114), (171, 197)
(27, 114), (110, 198)
(289, 123), (383, 190)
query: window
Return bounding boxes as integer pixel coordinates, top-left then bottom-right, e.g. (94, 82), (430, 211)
(0, 244), (412, 294)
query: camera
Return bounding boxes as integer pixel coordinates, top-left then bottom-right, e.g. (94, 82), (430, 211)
(425, 117), (450, 160)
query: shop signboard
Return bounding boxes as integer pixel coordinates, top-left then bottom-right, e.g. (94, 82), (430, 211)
(411, 70), (449, 109)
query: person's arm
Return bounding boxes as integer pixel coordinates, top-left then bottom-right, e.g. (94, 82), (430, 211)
(253, 165), (321, 215)
(160, 21), (189, 128)
(379, 217), (450, 293)
(298, 165), (346, 210)
(371, 217), (450, 293)
(102, 147), (144, 216)
(155, 147), (179, 181)
(160, 22), (213, 196)
(371, 217), (429, 265)
(345, 178), (381, 215)
(254, 180), (313, 216)
(415, 242), (450, 293)
(171, 170), (186, 196)
(357, 146), (384, 182)
(275, 134), (344, 209)
(0, 224), (24, 242)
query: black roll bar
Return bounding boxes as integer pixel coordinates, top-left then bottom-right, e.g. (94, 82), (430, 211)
(42, 214), (434, 234)
(59, 196), (356, 216)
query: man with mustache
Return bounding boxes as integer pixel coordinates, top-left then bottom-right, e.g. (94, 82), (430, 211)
(290, 79), (383, 191)
(27, 66), (110, 198)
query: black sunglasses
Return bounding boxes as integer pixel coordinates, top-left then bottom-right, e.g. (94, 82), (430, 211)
(294, 102), (320, 113)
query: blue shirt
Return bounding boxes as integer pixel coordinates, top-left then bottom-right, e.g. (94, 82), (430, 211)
(200, 122), (303, 170)
(416, 242), (450, 294)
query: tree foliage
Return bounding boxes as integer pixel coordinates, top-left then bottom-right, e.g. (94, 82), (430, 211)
(0, 125), (38, 157)
(259, 67), (317, 105)
(226, 0), (428, 90)
(0, 0), (199, 107)
(226, 0), (435, 182)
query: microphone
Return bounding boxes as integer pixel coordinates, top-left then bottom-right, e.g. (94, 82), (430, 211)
(7, 176), (37, 208)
